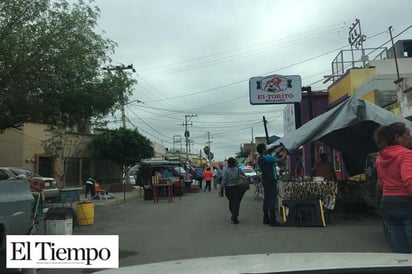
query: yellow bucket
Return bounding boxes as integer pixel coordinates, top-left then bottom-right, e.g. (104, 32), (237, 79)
(76, 201), (94, 226)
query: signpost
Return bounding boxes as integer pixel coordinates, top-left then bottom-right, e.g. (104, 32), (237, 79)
(249, 74), (302, 105)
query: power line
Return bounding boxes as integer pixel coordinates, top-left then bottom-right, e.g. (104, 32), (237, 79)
(140, 24), (348, 77)
(140, 44), (349, 104)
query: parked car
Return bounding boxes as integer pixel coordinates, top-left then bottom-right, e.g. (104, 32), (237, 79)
(126, 165), (139, 184)
(122, 170), (137, 184)
(171, 166), (190, 180)
(240, 166), (257, 183)
(137, 160), (195, 186)
(0, 167), (59, 200)
(0, 178), (34, 253)
(0, 167), (20, 181)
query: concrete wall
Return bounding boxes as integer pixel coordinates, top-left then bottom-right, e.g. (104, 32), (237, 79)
(0, 128), (25, 167)
(0, 123), (49, 170)
(368, 58), (412, 75)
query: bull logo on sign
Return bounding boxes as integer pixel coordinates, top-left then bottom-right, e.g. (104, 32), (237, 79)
(257, 75), (292, 93)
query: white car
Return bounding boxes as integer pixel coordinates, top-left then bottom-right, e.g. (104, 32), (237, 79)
(122, 166), (139, 184)
(241, 167), (257, 178)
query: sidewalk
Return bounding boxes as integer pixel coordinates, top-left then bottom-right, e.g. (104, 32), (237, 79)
(43, 187), (143, 210)
(34, 188), (142, 235)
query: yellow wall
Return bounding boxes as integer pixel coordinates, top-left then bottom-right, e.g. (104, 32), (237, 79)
(362, 90), (375, 103)
(23, 123), (49, 170)
(328, 72), (351, 103)
(351, 68), (376, 93)
(0, 128), (25, 166)
(328, 68), (376, 104)
(0, 123), (51, 170)
(0, 123), (130, 187)
(0, 123), (94, 184)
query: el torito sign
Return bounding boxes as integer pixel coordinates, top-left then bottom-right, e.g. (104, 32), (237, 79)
(249, 74), (302, 105)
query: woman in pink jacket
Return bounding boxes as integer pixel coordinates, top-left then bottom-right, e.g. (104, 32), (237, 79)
(374, 122), (412, 253)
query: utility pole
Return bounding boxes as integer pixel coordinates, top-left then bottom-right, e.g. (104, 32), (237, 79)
(206, 131), (213, 168)
(102, 64), (136, 128)
(102, 64), (136, 203)
(389, 26), (400, 80)
(181, 114), (197, 162)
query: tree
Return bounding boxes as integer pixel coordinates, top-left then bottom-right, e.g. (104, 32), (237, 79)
(0, 0), (135, 131)
(89, 128), (155, 181)
(236, 149), (249, 158)
(42, 125), (84, 187)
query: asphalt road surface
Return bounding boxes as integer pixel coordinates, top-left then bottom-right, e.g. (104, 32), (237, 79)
(5, 185), (392, 273)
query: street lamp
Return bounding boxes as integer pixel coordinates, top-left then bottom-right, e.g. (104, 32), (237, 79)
(125, 99), (143, 105)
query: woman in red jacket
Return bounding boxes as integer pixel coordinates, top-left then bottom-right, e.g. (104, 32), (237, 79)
(203, 167), (213, 192)
(374, 122), (412, 253)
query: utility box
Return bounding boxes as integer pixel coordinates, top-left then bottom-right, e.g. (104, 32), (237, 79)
(45, 207), (74, 235)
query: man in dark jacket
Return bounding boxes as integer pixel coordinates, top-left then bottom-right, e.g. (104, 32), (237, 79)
(257, 143), (287, 226)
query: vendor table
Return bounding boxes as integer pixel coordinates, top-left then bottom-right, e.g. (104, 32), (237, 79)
(282, 181), (338, 210)
(152, 181), (173, 203)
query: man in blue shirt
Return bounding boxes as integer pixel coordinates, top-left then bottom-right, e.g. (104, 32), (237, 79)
(257, 143), (287, 226)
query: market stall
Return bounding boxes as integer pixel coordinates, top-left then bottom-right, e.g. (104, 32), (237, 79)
(278, 179), (338, 227)
(281, 180), (338, 211)
(270, 97), (412, 226)
(151, 176), (174, 203)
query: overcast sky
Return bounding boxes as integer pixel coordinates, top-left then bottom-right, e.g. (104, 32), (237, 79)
(93, 0), (412, 161)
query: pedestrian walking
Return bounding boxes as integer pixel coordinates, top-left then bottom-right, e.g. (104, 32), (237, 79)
(257, 143), (287, 226)
(217, 164), (224, 195)
(217, 164), (224, 184)
(220, 157), (246, 224)
(212, 167), (219, 189)
(374, 122), (412, 253)
(203, 167), (213, 192)
(195, 168), (203, 189)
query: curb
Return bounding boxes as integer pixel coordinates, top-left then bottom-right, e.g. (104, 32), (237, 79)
(44, 192), (142, 209)
(97, 193), (141, 207)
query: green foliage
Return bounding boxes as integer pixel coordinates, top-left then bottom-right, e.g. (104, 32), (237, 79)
(236, 150), (249, 158)
(90, 128), (155, 167)
(0, 0), (136, 131)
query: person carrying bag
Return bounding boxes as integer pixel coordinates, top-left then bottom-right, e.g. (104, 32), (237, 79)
(220, 157), (247, 224)
(237, 168), (250, 191)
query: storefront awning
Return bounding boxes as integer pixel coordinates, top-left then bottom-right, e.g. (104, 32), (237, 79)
(275, 97), (412, 175)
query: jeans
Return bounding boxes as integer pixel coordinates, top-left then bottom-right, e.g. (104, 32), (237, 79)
(381, 207), (412, 253)
(205, 180), (211, 192)
(263, 183), (277, 223)
(85, 183), (95, 198)
(225, 186), (245, 219)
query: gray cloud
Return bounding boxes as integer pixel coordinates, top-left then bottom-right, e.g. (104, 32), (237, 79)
(95, 0), (412, 160)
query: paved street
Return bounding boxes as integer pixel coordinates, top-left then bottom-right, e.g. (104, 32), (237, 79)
(4, 185), (392, 273)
